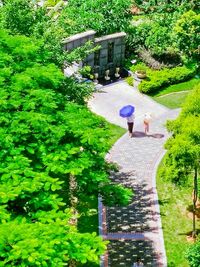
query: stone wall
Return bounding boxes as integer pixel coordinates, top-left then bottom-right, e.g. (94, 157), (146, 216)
(62, 30), (126, 78)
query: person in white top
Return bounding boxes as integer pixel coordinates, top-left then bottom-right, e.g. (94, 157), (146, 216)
(126, 113), (135, 137)
(133, 257), (144, 267)
(143, 113), (152, 135)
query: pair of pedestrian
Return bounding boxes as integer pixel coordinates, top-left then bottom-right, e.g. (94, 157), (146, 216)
(132, 257), (144, 266)
(126, 113), (152, 137)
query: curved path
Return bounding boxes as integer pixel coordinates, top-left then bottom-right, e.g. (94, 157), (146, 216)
(88, 81), (179, 267)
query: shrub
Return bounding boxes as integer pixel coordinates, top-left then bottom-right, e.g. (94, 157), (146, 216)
(126, 76), (133, 86)
(137, 65), (196, 94)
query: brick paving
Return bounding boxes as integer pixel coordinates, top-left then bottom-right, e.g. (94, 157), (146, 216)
(89, 81), (179, 267)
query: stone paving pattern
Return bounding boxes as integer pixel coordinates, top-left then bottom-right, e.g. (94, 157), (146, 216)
(88, 81), (179, 267)
(107, 240), (157, 267)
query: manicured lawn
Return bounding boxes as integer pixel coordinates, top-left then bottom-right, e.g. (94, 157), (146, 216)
(152, 78), (200, 97)
(157, 160), (200, 267)
(153, 91), (189, 109)
(152, 78), (200, 109)
(106, 123), (126, 149)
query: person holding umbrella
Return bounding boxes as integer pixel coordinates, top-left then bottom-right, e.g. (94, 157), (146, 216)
(119, 105), (135, 137)
(126, 113), (135, 137)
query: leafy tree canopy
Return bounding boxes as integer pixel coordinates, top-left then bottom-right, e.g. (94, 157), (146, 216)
(0, 29), (132, 265)
(59, 0), (132, 36)
(173, 10), (200, 56)
(162, 85), (200, 183)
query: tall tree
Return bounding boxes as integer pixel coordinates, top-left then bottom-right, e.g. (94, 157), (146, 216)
(173, 10), (200, 57)
(59, 0), (132, 36)
(1, 0), (47, 36)
(163, 86), (200, 238)
(0, 30), (132, 265)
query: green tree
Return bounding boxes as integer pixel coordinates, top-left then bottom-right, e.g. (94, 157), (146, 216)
(163, 86), (200, 239)
(0, 30), (132, 265)
(59, 0), (132, 36)
(173, 10), (200, 57)
(1, 0), (47, 36)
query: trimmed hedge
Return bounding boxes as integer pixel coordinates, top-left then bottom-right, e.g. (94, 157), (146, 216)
(129, 64), (196, 94)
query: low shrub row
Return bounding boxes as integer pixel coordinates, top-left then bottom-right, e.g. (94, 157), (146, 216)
(129, 64), (196, 94)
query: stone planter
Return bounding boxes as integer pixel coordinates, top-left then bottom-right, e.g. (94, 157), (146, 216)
(135, 71), (146, 79)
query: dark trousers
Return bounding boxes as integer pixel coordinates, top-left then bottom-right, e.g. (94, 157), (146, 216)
(127, 122), (134, 133)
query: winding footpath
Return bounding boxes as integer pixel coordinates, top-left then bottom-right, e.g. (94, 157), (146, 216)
(88, 81), (179, 267)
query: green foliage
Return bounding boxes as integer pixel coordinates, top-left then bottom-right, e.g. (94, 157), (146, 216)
(65, 41), (101, 65)
(0, 213), (107, 266)
(0, 29), (133, 265)
(186, 239), (200, 267)
(173, 10), (200, 56)
(157, 159), (194, 267)
(145, 24), (172, 55)
(44, 0), (61, 7)
(134, 64), (196, 94)
(59, 0), (132, 36)
(125, 76), (134, 86)
(79, 65), (94, 79)
(133, 0), (199, 14)
(132, 63), (148, 72)
(0, 29), (130, 265)
(152, 78), (200, 97)
(162, 85), (200, 184)
(126, 6), (199, 61)
(159, 85), (200, 266)
(100, 184), (133, 206)
(1, 0), (47, 36)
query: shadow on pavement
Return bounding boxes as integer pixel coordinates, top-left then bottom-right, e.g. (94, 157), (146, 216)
(106, 170), (156, 233)
(133, 131), (164, 139)
(107, 239), (158, 267)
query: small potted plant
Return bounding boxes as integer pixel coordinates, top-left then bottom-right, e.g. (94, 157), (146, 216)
(135, 64), (147, 79)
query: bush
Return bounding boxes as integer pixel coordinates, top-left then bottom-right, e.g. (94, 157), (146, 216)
(125, 76), (133, 86)
(137, 65), (196, 94)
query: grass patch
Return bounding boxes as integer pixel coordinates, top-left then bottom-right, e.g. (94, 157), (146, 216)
(153, 91), (190, 109)
(106, 123), (126, 149)
(152, 78), (200, 97)
(157, 160), (200, 267)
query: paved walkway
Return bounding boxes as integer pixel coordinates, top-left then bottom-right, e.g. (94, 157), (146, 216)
(88, 81), (179, 267)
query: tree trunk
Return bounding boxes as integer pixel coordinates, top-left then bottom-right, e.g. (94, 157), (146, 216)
(69, 174), (78, 267)
(192, 167), (198, 238)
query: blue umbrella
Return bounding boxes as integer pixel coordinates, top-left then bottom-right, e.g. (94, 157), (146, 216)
(119, 105), (135, 118)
